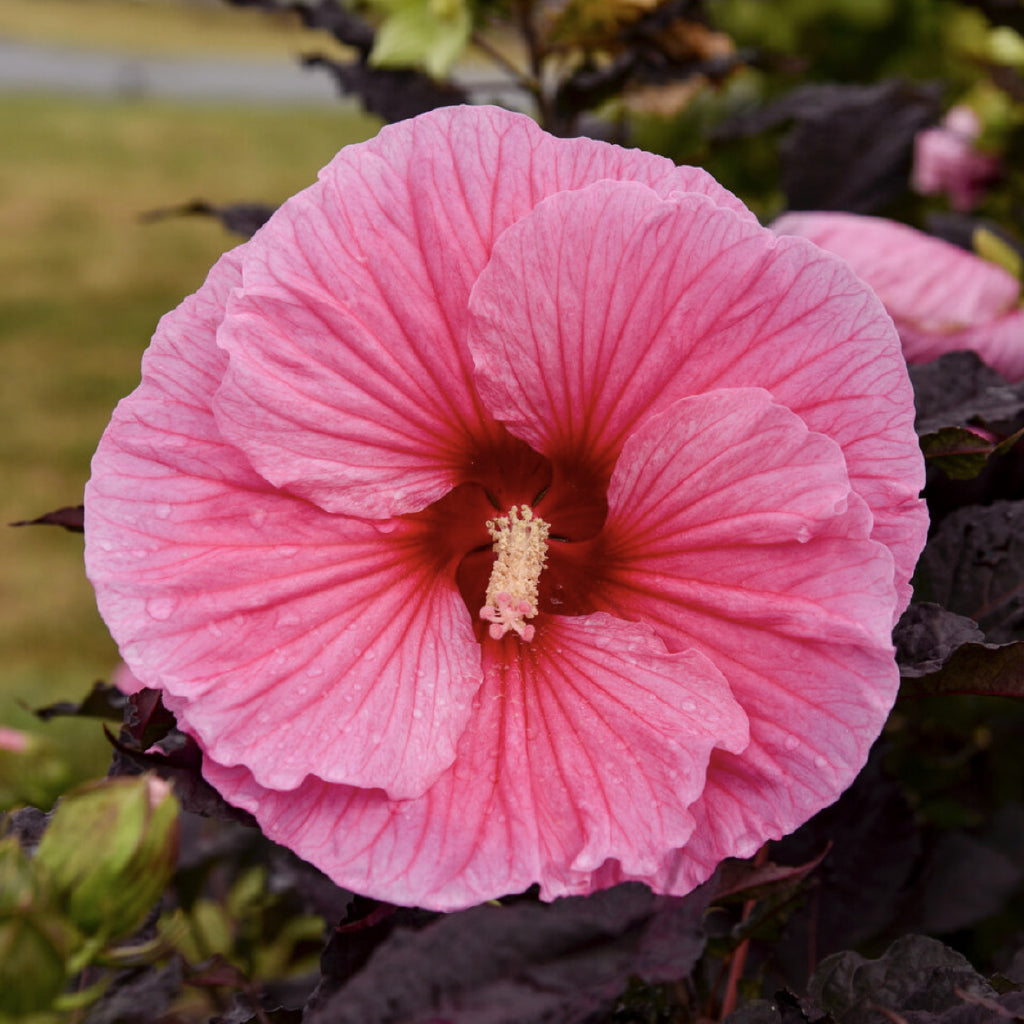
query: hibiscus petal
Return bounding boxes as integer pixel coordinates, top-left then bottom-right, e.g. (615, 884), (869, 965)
(204, 613), (748, 911)
(468, 180), (925, 608)
(898, 308), (1024, 382)
(591, 389), (900, 885)
(213, 106), (751, 519)
(86, 253), (482, 799)
(772, 211), (1020, 333)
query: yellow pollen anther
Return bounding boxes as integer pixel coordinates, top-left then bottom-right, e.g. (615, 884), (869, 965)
(479, 505), (550, 642)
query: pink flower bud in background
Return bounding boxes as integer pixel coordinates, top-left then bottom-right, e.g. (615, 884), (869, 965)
(912, 105), (1000, 211)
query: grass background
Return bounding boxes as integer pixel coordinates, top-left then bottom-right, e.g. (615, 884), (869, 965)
(2, 1), (379, 779)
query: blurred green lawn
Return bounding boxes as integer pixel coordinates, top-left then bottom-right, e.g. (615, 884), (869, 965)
(1, 90), (379, 779)
(0, 0), (353, 59)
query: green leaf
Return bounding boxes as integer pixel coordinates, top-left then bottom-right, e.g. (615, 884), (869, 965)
(974, 225), (1024, 280)
(367, 0), (471, 79)
(919, 424), (1024, 479)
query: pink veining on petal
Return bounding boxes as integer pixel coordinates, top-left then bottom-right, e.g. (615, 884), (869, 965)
(212, 106), (752, 521)
(591, 389), (899, 887)
(470, 181), (925, 611)
(85, 106), (929, 912)
(87, 251), (482, 800)
(204, 613), (747, 910)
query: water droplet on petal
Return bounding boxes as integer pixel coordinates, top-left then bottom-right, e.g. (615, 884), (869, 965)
(682, 700), (697, 713)
(374, 520), (399, 535)
(154, 504), (172, 520)
(784, 735), (799, 751)
(306, 664), (324, 678)
(146, 595), (177, 621)
(276, 545), (299, 558)
(814, 755), (828, 769)
(206, 622), (223, 638)
(249, 508), (267, 528)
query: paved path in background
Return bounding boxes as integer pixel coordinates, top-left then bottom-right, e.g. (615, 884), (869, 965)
(0, 37), (520, 107)
(0, 37), (342, 104)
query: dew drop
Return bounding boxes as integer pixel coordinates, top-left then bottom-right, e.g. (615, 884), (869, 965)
(146, 595), (177, 621)
(412, 708), (423, 720)
(98, 539), (114, 552)
(682, 700), (697, 713)
(814, 755), (828, 769)
(256, 712), (270, 725)
(306, 664), (325, 678)
(784, 735), (799, 751)
(249, 508), (267, 528)
(363, 649), (377, 662)
(276, 545), (299, 558)
(154, 504), (172, 520)
(374, 520), (398, 535)
(206, 622), (223, 638)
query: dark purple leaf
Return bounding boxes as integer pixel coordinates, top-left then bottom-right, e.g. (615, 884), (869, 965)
(896, 601), (1024, 699)
(10, 505), (84, 532)
(268, 847), (354, 925)
(714, 849), (830, 904)
(895, 603), (986, 677)
(1, 806), (49, 851)
(716, 80), (940, 213)
(726, 990), (827, 1024)
(913, 831), (1021, 934)
(910, 353), (1024, 437)
(764, 752), (922, 989)
(305, 882), (711, 1024)
(914, 501), (1024, 643)
(808, 935), (997, 1024)
(105, 726), (257, 826)
(140, 200), (276, 239)
(300, 53), (469, 122)
(33, 681), (125, 723)
(900, 639), (1024, 698)
(221, 0), (375, 53)
(121, 689), (179, 751)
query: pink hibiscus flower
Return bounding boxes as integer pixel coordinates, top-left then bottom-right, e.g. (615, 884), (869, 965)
(773, 211), (1024, 383)
(912, 105), (1000, 212)
(87, 106), (927, 911)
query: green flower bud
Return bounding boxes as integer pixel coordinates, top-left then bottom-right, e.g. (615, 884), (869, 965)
(35, 774), (180, 943)
(0, 839), (72, 1016)
(0, 727), (71, 811)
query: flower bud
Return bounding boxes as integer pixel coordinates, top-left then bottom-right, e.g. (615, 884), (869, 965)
(0, 839), (72, 1016)
(0, 727), (71, 811)
(34, 774), (180, 942)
